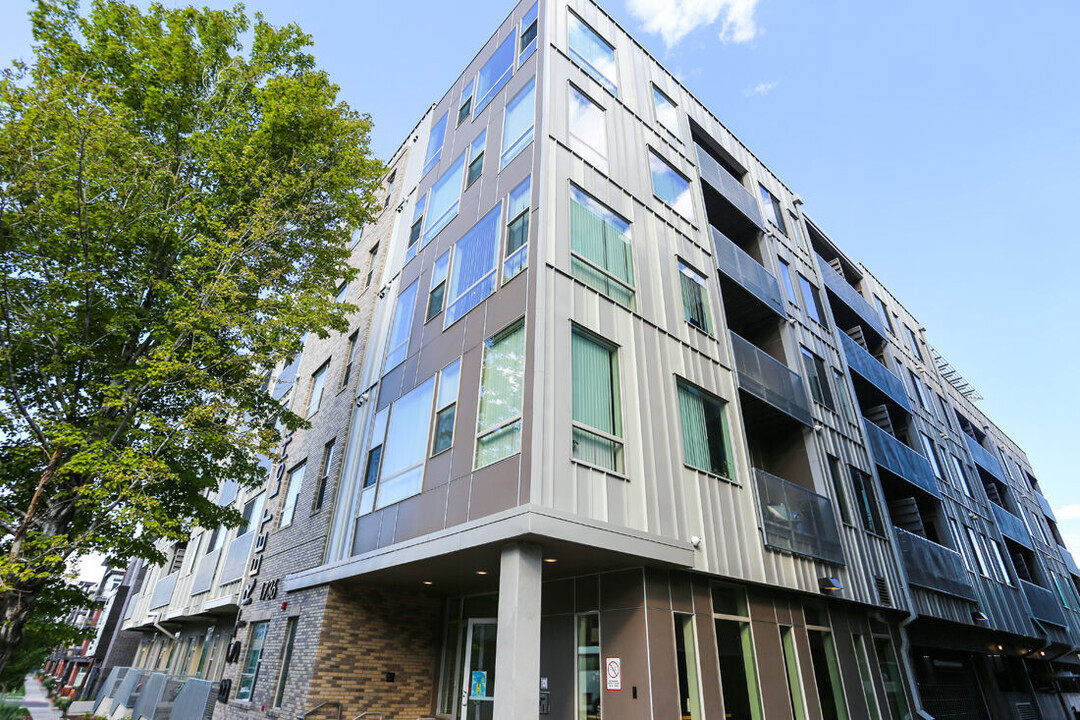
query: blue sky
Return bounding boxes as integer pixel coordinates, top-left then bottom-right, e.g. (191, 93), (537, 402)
(4, 0), (1079, 555)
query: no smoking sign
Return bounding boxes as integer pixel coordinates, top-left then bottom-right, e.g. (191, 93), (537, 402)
(605, 656), (621, 691)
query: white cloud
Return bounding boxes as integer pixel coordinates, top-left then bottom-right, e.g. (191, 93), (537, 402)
(746, 80), (777, 96)
(627, 0), (761, 48)
(1056, 505), (1080, 521)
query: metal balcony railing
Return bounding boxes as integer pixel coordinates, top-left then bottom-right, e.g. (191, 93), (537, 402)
(817, 258), (887, 338)
(964, 435), (1005, 481)
(837, 332), (911, 411)
(148, 571), (179, 610)
(1058, 545), (1080, 577)
(730, 332), (814, 427)
(710, 227), (785, 317)
(863, 422), (940, 497)
(1021, 579), (1067, 627)
(694, 143), (766, 231)
(991, 502), (1034, 550)
(1036, 491), (1055, 520)
(219, 529), (256, 585)
(893, 527), (976, 601)
(754, 468), (845, 565)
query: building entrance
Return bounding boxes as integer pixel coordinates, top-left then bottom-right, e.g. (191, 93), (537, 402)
(459, 619), (497, 720)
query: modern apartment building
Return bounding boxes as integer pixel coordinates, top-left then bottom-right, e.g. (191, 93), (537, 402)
(98, 1), (1080, 719)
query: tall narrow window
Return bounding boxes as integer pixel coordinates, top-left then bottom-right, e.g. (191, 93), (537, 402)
(778, 257), (798, 306)
(476, 321), (525, 468)
(306, 362), (328, 417)
(406, 196), (426, 262)
(501, 77), (536, 168)
(568, 11), (617, 94)
(520, 4), (539, 63)
(568, 84), (607, 171)
(801, 347), (835, 410)
(759, 184), (786, 233)
(948, 518), (974, 572)
(572, 329), (623, 473)
(919, 432), (945, 482)
(340, 331), (358, 389)
(676, 380), (730, 478)
(467, 130), (486, 188)
(424, 152), (468, 244)
(650, 150), (695, 222)
(458, 78), (475, 126)
(312, 439), (335, 512)
(872, 631), (911, 720)
(951, 455), (975, 498)
(377, 377), (435, 509)
(712, 585), (762, 720)
(236, 621), (269, 701)
(907, 369), (929, 410)
(334, 281), (349, 304)
(798, 274), (827, 326)
(445, 203), (502, 326)
(780, 626), (807, 720)
(873, 295), (894, 334)
(966, 527), (990, 577)
(850, 467), (883, 535)
(804, 608), (849, 720)
(675, 614), (703, 720)
(576, 614), (601, 719)
(427, 250), (451, 322)
(903, 325), (923, 361)
(383, 280), (418, 373)
(833, 370), (856, 423)
(365, 242), (379, 288)
(423, 111), (448, 177)
(652, 84), (679, 136)
(475, 34), (516, 114)
(279, 462), (306, 528)
(678, 261), (711, 334)
(789, 212), (809, 251)
(827, 456), (853, 525)
(359, 406), (388, 515)
(570, 186), (634, 308)
(273, 617), (298, 708)
(504, 177), (531, 281)
(852, 634), (881, 720)
(432, 359), (461, 456)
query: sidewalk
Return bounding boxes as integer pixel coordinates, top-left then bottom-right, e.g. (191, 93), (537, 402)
(19, 675), (61, 720)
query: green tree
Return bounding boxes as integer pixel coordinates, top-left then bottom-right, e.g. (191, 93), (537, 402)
(0, 580), (94, 692)
(0, 0), (381, 672)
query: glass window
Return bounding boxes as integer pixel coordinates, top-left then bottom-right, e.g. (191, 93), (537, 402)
(519, 3), (538, 64)
(445, 202), (503, 326)
(833, 370), (856, 423)
(576, 614), (601, 719)
(678, 261), (711, 333)
(340, 331), (358, 389)
(423, 111), (449, 177)
(306, 362), (328, 417)
(778, 257), (798, 306)
(362, 407), (387, 492)
(789, 212), (808, 251)
(949, 518), (973, 572)
(850, 466), (884, 535)
(650, 150), (695, 222)
(712, 587), (762, 720)
(467, 130), (486, 188)
(570, 185), (634, 308)
(759, 184), (786, 233)
(312, 440), (335, 512)
(781, 626), (807, 720)
(504, 177), (531, 282)
(903, 325), (923, 361)
(676, 380), (730, 477)
(334, 282), (348, 304)
(676, 614), (703, 720)
(365, 242), (379, 288)
(919, 432), (945, 481)
(568, 11), (617, 95)
(950, 455), (974, 498)
(800, 347), (835, 410)
(908, 369), (930, 410)
(383, 280), (418, 373)
(798, 274), (826, 325)
(272, 617), (298, 708)
(279, 462), (306, 528)
(377, 377), (436, 508)
(872, 634), (911, 720)
(852, 635), (881, 720)
(993, 541), (1014, 586)
(458, 79), (474, 126)
(476, 34), (516, 115)
(433, 359), (461, 456)
(424, 152), (468, 245)
(236, 621), (268, 701)
(427, 250), (451, 322)
(476, 321), (526, 468)
(827, 456), (852, 525)
(238, 494), (264, 535)
(572, 328), (623, 473)
(652, 85), (679, 136)
(568, 84), (607, 171)
(873, 295), (894, 334)
(966, 527), (990, 577)
(501, 77), (536, 168)
(807, 626), (850, 720)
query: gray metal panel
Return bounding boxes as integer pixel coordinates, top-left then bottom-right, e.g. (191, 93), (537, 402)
(729, 331), (813, 426)
(111, 669), (146, 713)
(693, 142), (766, 231)
(1021, 579), (1067, 627)
(218, 530), (255, 585)
(124, 592), (138, 620)
(863, 422), (940, 497)
(1036, 491), (1056, 520)
(991, 502), (1034, 550)
(92, 666), (124, 715)
(132, 672), (168, 720)
(216, 480), (239, 507)
(837, 331), (911, 411)
(148, 571), (179, 610)
(1059, 545), (1080, 578)
(753, 468), (845, 565)
(965, 434), (1005, 481)
(168, 679), (216, 720)
(710, 227), (785, 317)
(894, 527), (976, 601)
(191, 547), (221, 595)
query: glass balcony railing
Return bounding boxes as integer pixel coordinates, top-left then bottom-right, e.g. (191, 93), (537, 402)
(893, 527), (976, 601)
(730, 331), (814, 427)
(991, 502), (1033, 550)
(817, 259), (887, 338)
(1036, 491), (1056, 520)
(694, 143), (766, 231)
(1021, 579), (1067, 627)
(754, 469), (845, 565)
(219, 529), (256, 585)
(711, 227), (785, 318)
(1059, 545), (1080, 577)
(964, 435), (1005, 481)
(863, 422), (940, 497)
(148, 571), (179, 610)
(837, 332), (911, 411)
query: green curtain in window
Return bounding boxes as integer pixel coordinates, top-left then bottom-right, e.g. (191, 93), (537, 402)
(570, 191), (634, 306)
(476, 322), (525, 467)
(678, 383), (712, 472)
(679, 271), (709, 331)
(572, 331), (622, 471)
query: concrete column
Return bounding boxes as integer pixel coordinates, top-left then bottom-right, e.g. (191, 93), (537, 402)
(492, 542), (543, 719)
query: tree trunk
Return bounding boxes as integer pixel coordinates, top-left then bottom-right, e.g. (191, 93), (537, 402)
(0, 575), (49, 674)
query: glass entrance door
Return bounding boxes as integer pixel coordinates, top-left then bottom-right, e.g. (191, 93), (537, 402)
(460, 619), (497, 720)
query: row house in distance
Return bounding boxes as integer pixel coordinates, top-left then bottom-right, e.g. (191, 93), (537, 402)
(123, 0), (1080, 719)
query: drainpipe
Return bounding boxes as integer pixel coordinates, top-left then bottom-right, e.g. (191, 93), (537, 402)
(147, 613), (176, 640)
(897, 608), (934, 720)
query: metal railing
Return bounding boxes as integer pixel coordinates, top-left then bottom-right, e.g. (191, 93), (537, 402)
(964, 435), (1005, 481)
(298, 701), (343, 720)
(817, 257), (887, 338)
(1021, 579), (1067, 627)
(837, 331), (910, 411)
(710, 226), (784, 317)
(991, 502), (1033, 550)
(754, 468), (846, 565)
(730, 331), (814, 427)
(893, 527), (976, 601)
(694, 142), (766, 231)
(863, 422), (940, 497)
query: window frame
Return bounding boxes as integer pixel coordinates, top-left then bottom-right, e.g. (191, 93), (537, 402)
(475, 320), (527, 469)
(649, 148), (696, 222)
(569, 183), (635, 309)
(800, 346), (835, 411)
(279, 460), (307, 529)
(504, 176), (531, 282)
(571, 325), (624, 475)
(675, 378), (732, 479)
(652, 84), (680, 137)
(567, 10), (617, 95)
(568, 82), (608, 171)
(500, 76), (536, 168)
(677, 259), (712, 335)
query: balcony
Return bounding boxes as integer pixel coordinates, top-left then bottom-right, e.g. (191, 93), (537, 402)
(148, 571), (178, 610)
(863, 422), (940, 497)
(1036, 491), (1056, 521)
(710, 226), (785, 318)
(191, 547), (222, 595)
(219, 530), (256, 585)
(965, 435), (1005, 481)
(754, 469), (845, 565)
(991, 502), (1033, 550)
(837, 332), (911, 411)
(1059, 545), (1080, 578)
(894, 527), (976, 601)
(818, 258), (887, 339)
(1021, 579), (1067, 627)
(730, 332), (814, 427)
(694, 143), (766, 232)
